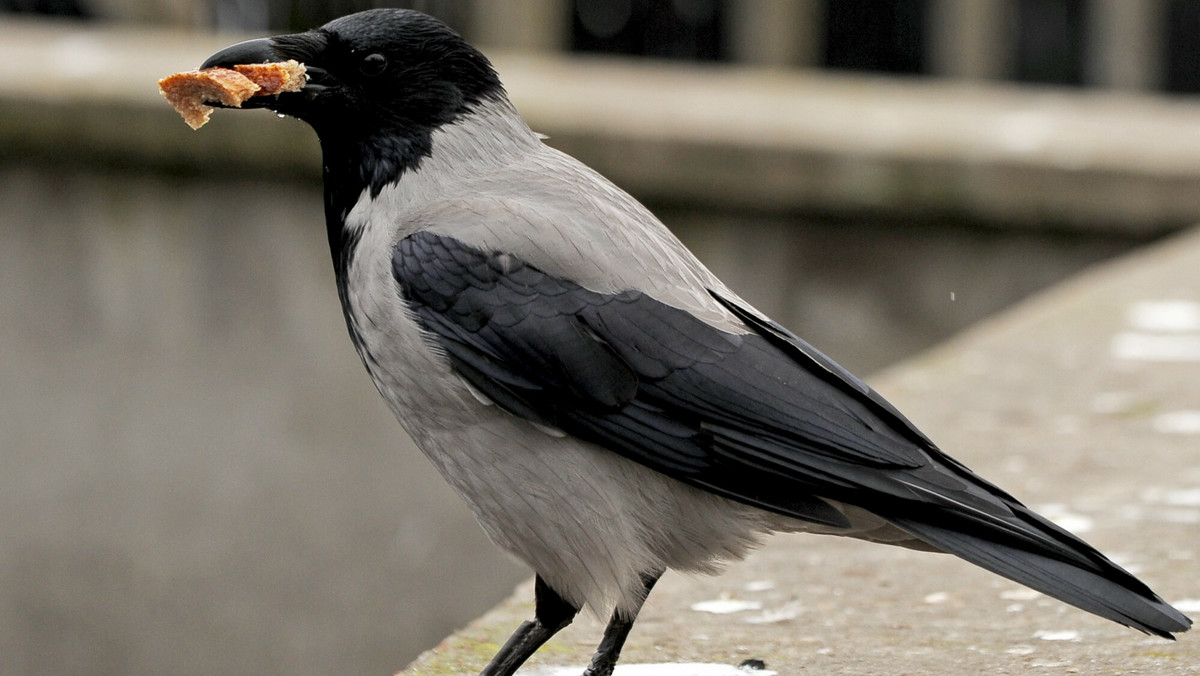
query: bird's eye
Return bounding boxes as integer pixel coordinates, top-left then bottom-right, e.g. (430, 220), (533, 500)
(359, 52), (387, 76)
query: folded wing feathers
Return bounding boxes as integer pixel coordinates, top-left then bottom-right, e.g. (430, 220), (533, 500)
(393, 231), (1190, 636)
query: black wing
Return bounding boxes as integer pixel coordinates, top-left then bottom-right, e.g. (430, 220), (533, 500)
(393, 231), (1190, 637)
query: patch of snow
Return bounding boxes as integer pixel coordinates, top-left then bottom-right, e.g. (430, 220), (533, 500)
(1105, 553), (1145, 574)
(1110, 333), (1200, 362)
(1036, 504), (1094, 534)
(1001, 588), (1041, 601)
(743, 601), (803, 624)
(1172, 599), (1200, 613)
(1033, 630), (1080, 642)
(523, 664), (777, 676)
(1164, 488), (1200, 506)
(690, 598), (762, 614)
(1153, 411), (1200, 435)
(1005, 645), (1036, 656)
(1127, 300), (1200, 333)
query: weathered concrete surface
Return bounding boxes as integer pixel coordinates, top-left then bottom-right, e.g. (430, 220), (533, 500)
(398, 229), (1200, 674)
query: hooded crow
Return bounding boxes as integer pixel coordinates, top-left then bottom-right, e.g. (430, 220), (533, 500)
(200, 9), (1191, 675)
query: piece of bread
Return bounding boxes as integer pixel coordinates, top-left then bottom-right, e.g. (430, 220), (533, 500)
(158, 60), (307, 130)
(231, 61), (307, 96)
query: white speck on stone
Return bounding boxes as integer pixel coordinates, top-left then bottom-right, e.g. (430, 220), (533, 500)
(743, 580), (776, 592)
(1006, 603), (1025, 612)
(923, 591), (951, 604)
(1153, 411), (1200, 435)
(1173, 599), (1200, 613)
(1005, 645), (1036, 656)
(690, 598), (763, 614)
(1105, 552), (1142, 574)
(1001, 588), (1042, 601)
(1164, 488), (1200, 506)
(1110, 332), (1200, 362)
(1034, 630), (1080, 642)
(523, 664), (777, 676)
(1127, 300), (1200, 333)
(1037, 504), (1094, 534)
(744, 601), (803, 624)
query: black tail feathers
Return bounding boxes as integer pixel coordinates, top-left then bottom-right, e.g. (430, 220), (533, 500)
(891, 516), (1191, 638)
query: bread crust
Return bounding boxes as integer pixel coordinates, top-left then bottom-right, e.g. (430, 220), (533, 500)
(159, 60), (307, 130)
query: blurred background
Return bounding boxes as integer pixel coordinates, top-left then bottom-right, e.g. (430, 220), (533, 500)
(4, 1), (1200, 675)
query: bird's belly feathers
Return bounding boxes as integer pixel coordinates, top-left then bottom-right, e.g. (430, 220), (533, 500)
(415, 408), (778, 616)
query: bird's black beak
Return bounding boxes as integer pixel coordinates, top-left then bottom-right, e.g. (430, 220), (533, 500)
(201, 34), (328, 112)
(201, 38), (279, 109)
(202, 37), (279, 71)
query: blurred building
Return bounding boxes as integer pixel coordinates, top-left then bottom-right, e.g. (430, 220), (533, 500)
(7, 0), (1200, 92)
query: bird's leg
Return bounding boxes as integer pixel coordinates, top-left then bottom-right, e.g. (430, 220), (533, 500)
(582, 570), (663, 676)
(480, 575), (579, 676)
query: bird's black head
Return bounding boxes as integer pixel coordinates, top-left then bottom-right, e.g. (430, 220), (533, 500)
(204, 8), (506, 252)
(203, 9), (502, 142)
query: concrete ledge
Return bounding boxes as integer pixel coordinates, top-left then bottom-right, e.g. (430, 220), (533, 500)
(399, 228), (1200, 674)
(7, 17), (1200, 232)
